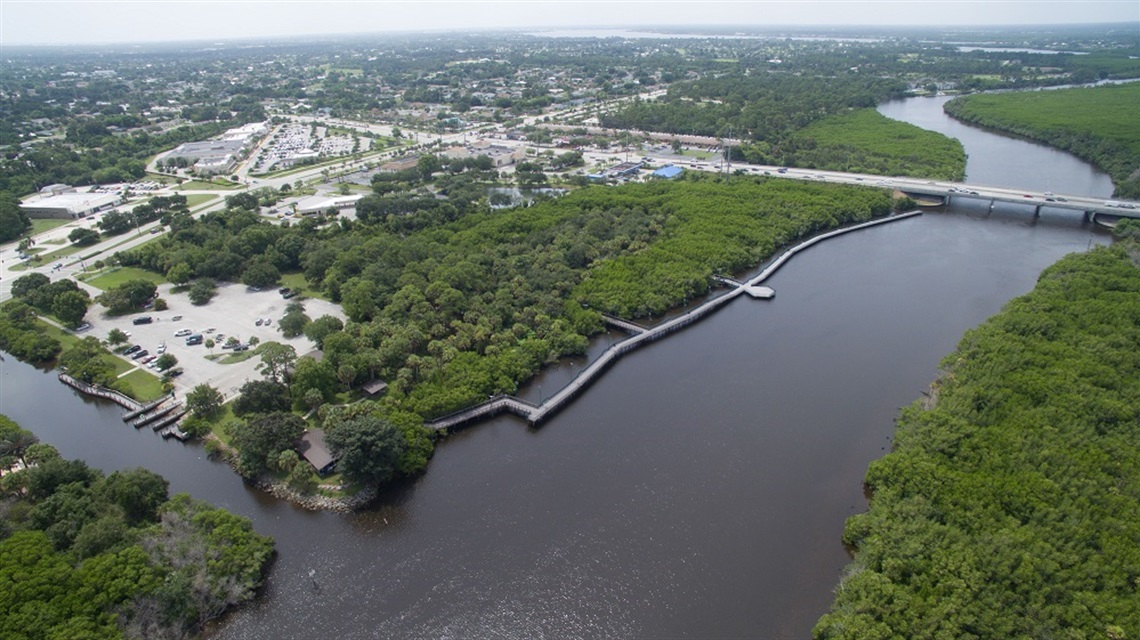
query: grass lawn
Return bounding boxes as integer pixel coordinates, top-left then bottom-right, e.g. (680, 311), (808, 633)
(38, 321), (83, 351)
(38, 320), (135, 377)
(115, 368), (166, 401)
(177, 180), (240, 191)
(31, 219), (72, 235)
(279, 272), (327, 300)
(208, 404), (238, 445)
(35, 243), (84, 262)
(86, 266), (166, 291)
(183, 193), (218, 208)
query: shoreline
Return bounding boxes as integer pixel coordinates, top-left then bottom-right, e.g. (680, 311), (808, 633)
(50, 210), (924, 512)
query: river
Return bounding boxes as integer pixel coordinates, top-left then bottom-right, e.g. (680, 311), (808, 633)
(0, 96), (1115, 638)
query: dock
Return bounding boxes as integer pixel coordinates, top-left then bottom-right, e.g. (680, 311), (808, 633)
(132, 401), (181, 428)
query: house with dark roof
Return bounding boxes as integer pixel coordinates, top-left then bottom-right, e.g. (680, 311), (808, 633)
(298, 429), (337, 476)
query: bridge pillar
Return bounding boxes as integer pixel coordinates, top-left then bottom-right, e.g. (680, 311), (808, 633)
(1034, 205), (1041, 217)
(1083, 211), (1090, 223)
(989, 200), (995, 213)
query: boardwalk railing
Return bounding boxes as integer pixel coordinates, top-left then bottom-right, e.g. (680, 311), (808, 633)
(59, 373), (141, 411)
(430, 212), (925, 432)
(600, 314), (648, 335)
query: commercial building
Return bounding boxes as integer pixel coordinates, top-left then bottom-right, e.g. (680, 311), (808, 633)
(295, 194), (364, 216)
(20, 192), (122, 219)
(652, 165), (684, 180)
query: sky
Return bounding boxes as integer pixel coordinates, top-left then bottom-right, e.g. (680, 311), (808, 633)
(1, 1), (1137, 46)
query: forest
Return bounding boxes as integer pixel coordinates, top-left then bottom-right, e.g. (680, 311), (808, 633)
(0, 415), (275, 640)
(120, 176), (898, 420)
(814, 225), (1140, 639)
(601, 73), (967, 179)
(944, 82), (1140, 199)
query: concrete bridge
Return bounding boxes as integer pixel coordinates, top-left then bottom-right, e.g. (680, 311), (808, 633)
(736, 166), (1140, 224)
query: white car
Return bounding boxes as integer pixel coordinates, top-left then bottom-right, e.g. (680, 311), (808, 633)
(174, 329), (193, 337)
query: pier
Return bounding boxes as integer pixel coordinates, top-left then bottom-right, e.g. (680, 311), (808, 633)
(428, 211), (922, 431)
(58, 373), (189, 441)
(59, 373), (142, 411)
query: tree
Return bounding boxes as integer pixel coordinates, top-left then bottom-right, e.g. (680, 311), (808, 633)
(227, 412), (305, 476)
(107, 328), (129, 348)
(59, 337), (115, 385)
(24, 442), (61, 465)
(303, 314), (344, 348)
(278, 304), (310, 338)
(11, 273), (50, 300)
(256, 342), (296, 383)
(232, 379), (291, 416)
(185, 383), (224, 419)
(155, 353), (178, 371)
(165, 263), (193, 286)
(99, 468), (169, 525)
(0, 194), (31, 242)
(290, 357), (338, 410)
(188, 278), (217, 305)
(242, 260), (280, 289)
(97, 279), (156, 315)
(68, 227), (101, 246)
(0, 428), (39, 467)
(52, 290), (90, 327)
(417, 154), (441, 181)
(324, 415), (409, 485)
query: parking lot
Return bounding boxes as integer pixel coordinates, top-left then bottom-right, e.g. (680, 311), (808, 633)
(89, 282), (346, 401)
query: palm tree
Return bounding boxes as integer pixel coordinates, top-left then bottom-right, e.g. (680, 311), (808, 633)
(0, 430), (40, 467)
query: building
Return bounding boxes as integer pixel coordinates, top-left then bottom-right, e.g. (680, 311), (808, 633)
(40, 183), (76, 196)
(607, 162), (643, 178)
(651, 165), (684, 180)
(295, 194), (364, 216)
(444, 140), (526, 167)
(298, 429), (337, 475)
(20, 192), (122, 219)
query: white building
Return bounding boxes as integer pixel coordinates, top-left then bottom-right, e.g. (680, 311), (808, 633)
(20, 192), (122, 219)
(295, 194), (364, 216)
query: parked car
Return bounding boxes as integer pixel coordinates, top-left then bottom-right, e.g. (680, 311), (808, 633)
(167, 368), (184, 377)
(141, 355), (157, 364)
(255, 318), (264, 326)
(278, 287), (291, 295)
(131, 350), (150, 360)
(123, 344), (142, 355)
(156, 343), (166, 354)
(132, 316), (154, 325)
(185, 334), (204, 346)
(74, 322), (91, 332)
(171, 315), (183, 321)
(174, 329), (193, 337)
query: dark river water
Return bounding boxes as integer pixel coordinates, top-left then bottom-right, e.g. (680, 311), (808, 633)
(0, 96), (1116, 639)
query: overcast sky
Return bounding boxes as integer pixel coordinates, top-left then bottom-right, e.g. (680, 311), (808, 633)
(2, 1), (1137, 46)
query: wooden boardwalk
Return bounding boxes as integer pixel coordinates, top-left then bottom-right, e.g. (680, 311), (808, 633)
(58, 373), (189, 441)
(59, 373), (141, 411)
(427, 212), (922, 432)
(601, 314), (648, 335)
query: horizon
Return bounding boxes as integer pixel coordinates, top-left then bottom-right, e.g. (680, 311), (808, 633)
(2, 1), (1137, 47)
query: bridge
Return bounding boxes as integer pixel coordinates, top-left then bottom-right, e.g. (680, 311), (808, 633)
(427, 211), (923, 432)
(726, 165), (1140, 224)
